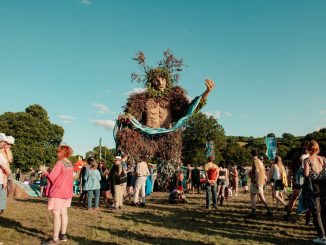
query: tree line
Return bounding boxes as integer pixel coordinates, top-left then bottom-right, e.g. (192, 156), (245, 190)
(0, 104), (325, 170)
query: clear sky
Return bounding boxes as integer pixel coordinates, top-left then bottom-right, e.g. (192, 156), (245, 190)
(1, 0), (325, 155)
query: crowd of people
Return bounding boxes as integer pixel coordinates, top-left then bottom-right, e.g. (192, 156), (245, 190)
(1, 132), (325, 244)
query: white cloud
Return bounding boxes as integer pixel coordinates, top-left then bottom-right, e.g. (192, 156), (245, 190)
(58, 115), (76, 124)
(90, 119), (116, 131)
(204, 111), (222, 119)
(80, 0), (91, 4)
(320, 110), (326, 115)
(224, 112), (232, 117)
(123, 88), (146, 96)
(92, 103), (116, 114)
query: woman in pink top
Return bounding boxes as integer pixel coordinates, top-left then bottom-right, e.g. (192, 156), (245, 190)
(40, 145), (74, 245)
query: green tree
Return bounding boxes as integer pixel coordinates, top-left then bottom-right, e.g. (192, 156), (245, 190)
(0, 105), (64, 170)
(182, 112), (226, 165)
(85, 146), (116, 169)
(222, 139), (251, 166)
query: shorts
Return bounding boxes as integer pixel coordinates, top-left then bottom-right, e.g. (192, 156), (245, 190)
(274, 180), (284, 191)
(48, 198), (72, 210)
(217, 179), (226, 186)
(250, 184), (264, 195)
(192, 181), (200, 187)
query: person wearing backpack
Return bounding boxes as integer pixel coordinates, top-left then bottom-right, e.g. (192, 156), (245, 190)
(204, 156), (218, 209)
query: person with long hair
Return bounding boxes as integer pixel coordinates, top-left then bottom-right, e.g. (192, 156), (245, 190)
(304, 140), (326, 244)
(269, 156), (287, 208)
(217, 160), (228, 206)
(284, 141), (309, 221)
(40, 145), (74, 244)
(97, 160), (110, 207)
(248, 150), (273, 218)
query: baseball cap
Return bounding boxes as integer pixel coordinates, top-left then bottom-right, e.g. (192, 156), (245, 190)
(6, 136), (15, 145)
(0, 133), (8, 142)
(115, 156), (122, 160)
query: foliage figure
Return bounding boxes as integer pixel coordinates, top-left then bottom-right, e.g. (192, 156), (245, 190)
(115, 50), (215, 163)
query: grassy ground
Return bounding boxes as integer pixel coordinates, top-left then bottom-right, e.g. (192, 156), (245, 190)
(0, 189), (316, 245)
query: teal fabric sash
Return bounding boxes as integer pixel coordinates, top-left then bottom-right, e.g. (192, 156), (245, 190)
(114, 94), (203, 138)
(265, 136), (277, 160)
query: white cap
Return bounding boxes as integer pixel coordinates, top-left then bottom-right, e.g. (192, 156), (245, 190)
(6, 136), (15, 145)
(0, 133), (8, 142)
(115, 156), (122, 160)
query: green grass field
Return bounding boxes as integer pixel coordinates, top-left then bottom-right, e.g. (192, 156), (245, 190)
(0, 190), (315, 245)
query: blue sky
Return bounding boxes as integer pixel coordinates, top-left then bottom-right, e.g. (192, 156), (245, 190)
(1, 0), (325, 155)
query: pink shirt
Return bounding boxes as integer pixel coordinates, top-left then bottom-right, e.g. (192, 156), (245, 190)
(45, 160), (74, 199)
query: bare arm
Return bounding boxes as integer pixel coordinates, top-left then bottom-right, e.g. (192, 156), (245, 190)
(201, 79), (215, 101)
(304, 158), (309, 177)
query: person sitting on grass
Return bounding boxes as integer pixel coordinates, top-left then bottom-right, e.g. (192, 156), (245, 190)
(169, 186), (187, 204)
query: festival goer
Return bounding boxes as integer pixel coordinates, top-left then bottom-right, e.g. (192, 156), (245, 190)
(176, 169), (184, 192)
(113, 156), (127, 209)
(191, 165), (201, 194)
(169, 186), (187, 204)
(40, 145), (74, 244)
(204, 156), (218, 209)
(78, 159), (90, 207)
(269, 156), (287, 208)
(0, 133), (11, 214)
(133, 156), (150, 206)
(15, 168), (21, 181)
(284, 142), (309, 221)
(239, 166), (249, 194)
(247, 150), (273, 218)
(126, 161), (134, 203)
(98, 160), (110, 207)
(40, 172), (48, 198)
(217, 160), (228, 206)
(185, 164), (192, 193)
(231, 165), (239, 197)
(303, 140), (326, 244)
(84, 158), (101, 211)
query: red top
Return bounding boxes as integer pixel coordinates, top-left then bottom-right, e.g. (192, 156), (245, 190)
(45, 160), (74, 199)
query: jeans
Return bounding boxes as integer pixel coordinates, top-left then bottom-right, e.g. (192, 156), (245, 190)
(206, 182), (217, 208)
(87, 189), (100, 209)
(0, 184), (7, 210)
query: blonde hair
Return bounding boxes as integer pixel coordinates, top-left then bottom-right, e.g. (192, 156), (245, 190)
(307, 140), (320, 155)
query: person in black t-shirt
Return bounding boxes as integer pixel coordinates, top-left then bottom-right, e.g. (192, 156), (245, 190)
(191, 165), (201, 194)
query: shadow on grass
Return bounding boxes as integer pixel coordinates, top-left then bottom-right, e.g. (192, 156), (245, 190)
(91, 226), (208, 245)
(114, 200), (312, 245)
(0, 216), (46, 239)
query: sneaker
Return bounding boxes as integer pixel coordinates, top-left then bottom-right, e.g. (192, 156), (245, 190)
(41, 238), (60, 245)
(313, 237), (326, 245)
(59, 233), (68, 242)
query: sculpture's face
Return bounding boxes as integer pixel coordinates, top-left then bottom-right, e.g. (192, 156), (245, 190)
(153, 76), (167, 92)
